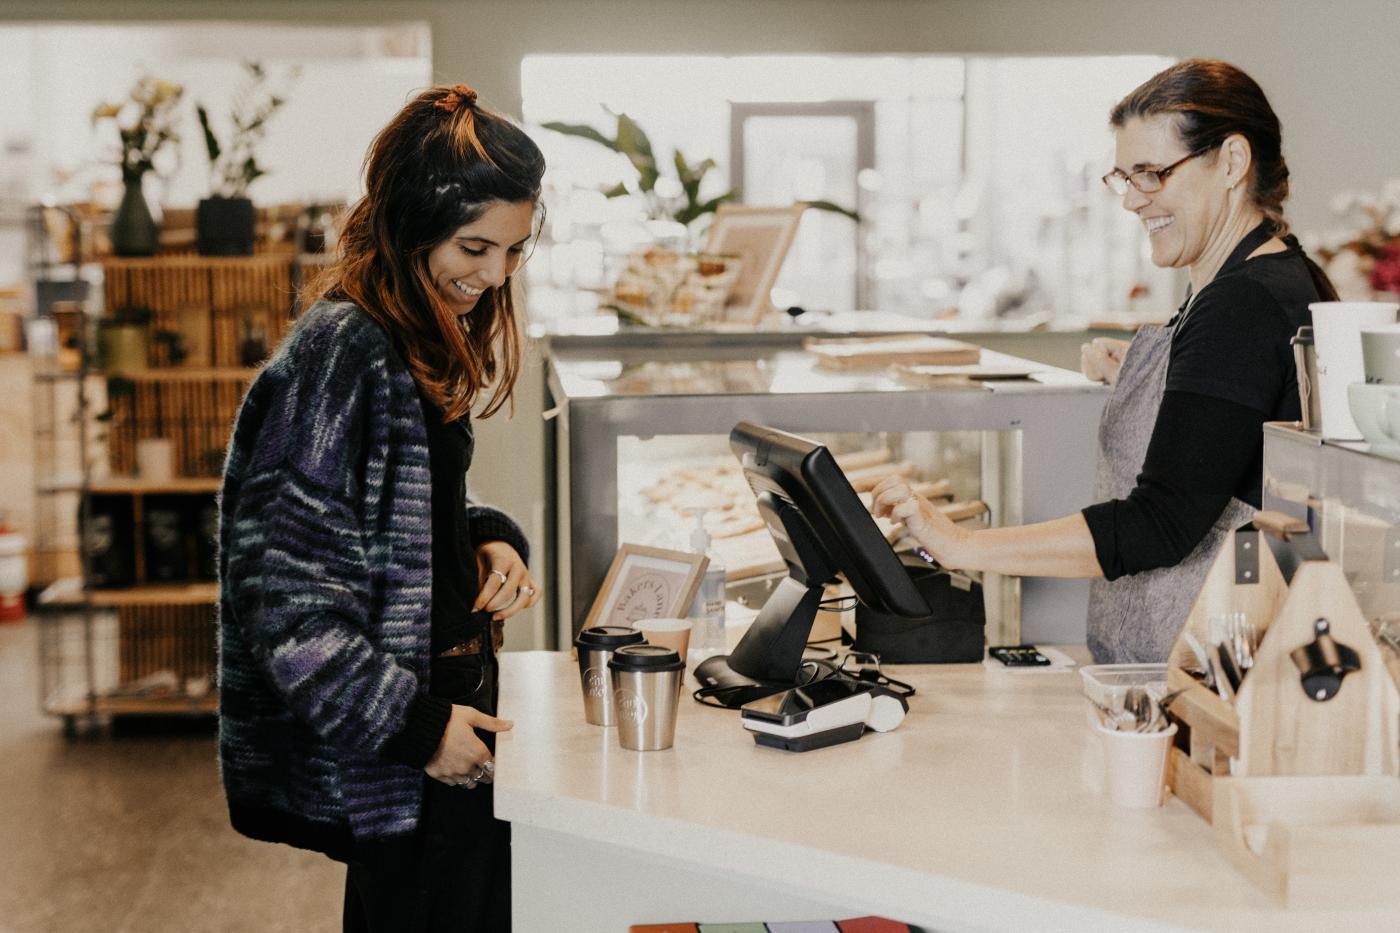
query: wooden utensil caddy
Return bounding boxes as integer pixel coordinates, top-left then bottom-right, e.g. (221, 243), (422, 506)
(1164, 511), (1400, 906)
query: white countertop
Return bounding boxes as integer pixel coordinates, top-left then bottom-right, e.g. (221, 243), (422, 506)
(493, 651), (1399, 932)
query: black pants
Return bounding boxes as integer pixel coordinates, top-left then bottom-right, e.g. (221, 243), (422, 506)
(343, 650), (510, 932)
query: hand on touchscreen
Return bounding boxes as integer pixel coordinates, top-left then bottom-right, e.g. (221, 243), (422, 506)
(871, 475), (971, 569)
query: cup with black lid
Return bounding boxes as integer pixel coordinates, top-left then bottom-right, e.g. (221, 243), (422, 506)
(608, 643), (685, 751)
(575, 625), (645, 725)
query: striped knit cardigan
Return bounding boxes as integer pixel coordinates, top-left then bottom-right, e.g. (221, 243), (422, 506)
(218, 300), (528, 856)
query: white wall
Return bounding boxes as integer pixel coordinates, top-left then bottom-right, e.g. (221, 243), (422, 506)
(3, 22), (430, 210)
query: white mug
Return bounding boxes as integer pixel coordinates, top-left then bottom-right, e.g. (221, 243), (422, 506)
(1309, 301), (1400, 439)
(1361, 324), (1400, 385)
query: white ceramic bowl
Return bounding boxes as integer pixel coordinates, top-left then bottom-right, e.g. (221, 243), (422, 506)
(1347, 382), (1400, 454)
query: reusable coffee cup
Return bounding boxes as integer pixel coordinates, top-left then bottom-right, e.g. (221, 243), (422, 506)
(1361, 324), (1400, 384)
(1095, 721), (1177, 809)
(575, 625), (644, 726)
(1309, 301), (1399, 439)
(635, 617), (692, 662)
(608, 643), (685, 751)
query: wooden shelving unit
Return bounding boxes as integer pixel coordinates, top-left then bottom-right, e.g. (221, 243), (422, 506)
(41, 581), (219, 607)
(33, 252), (301, 733)
(40, 476), (224, 495)
(46, 693), (219, 720)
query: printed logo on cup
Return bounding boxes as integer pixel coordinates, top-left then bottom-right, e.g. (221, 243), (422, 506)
(616, 689), (649, 726)
(584, 667), (607, 698)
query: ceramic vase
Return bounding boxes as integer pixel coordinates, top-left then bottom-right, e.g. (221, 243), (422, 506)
(110, 177), (159, 257)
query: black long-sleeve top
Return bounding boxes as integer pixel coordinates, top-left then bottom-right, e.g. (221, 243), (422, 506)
(1082, 242), (1321, 580)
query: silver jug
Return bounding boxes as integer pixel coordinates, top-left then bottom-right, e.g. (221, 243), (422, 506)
(1291, 325), (1321, 431)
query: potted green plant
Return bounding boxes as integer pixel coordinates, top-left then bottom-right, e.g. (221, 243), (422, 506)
(541, 111), (860, 234)
(91, 76), (184, 257)
(194, 61), (296, 256)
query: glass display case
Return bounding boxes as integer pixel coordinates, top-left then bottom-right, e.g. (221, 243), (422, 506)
(1262, 423), (1400, 665)
(546, 341), (1110, 649)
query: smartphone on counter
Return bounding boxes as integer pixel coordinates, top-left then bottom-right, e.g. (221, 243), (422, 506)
(988, 645), (1051, 667)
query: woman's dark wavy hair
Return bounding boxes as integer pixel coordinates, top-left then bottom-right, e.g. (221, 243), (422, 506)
(1110, 59), (1336, 299)
(305, 84), (546, 421)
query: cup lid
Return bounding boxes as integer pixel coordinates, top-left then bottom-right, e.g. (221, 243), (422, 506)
(607, 643), (684, 673)
(575, 626), (644, 649)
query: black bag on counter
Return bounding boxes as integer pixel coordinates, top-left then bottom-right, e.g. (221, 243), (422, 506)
(853, 554), (985, 663)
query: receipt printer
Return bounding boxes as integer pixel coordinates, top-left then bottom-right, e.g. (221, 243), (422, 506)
(740, 678), (908, 752)
(853, 554), (985, 663)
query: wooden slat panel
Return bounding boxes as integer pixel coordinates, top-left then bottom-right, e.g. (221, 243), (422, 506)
(116, 601), (217, 686)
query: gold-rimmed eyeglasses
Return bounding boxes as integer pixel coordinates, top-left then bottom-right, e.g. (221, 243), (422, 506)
(1101, 145), (1216, 196)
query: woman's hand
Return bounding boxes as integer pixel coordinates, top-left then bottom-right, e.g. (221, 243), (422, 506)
(474, 540), (542, 621)
(424, 704), (513, 789)
(871, 476), (973, 569)
(1080, 337), (1131, 385)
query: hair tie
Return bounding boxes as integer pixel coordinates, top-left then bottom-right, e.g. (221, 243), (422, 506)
(435, 84), (478, 115)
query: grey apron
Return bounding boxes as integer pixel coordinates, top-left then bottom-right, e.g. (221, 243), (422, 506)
(1084, 225), (1274, 663)
(1084, 325), (1255, 663)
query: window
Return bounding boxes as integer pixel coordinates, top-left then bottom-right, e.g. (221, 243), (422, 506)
(523, 53), (1179, 323)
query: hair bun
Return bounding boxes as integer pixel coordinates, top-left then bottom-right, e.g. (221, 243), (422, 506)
(435, 84), (478, 115)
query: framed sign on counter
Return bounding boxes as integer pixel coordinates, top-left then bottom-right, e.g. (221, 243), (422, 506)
(703, 204), (804, 325)
(583, 543), (709, 628)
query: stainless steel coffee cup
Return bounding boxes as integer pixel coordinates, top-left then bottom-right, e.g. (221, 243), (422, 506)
(608, 644), (685, 751)
(575, 626), (644, 726)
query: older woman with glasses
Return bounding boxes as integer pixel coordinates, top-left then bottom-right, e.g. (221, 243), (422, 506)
(875, 59), (1337, 663)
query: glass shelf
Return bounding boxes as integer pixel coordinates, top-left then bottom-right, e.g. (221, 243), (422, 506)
(1263, 422), (1400, 633)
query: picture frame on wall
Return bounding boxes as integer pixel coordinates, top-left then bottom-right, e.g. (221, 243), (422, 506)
(703, 203), (805, 325)
(582, 543), (710, 629)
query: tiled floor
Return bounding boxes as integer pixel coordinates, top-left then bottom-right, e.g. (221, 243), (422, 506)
(0, 617), (343, 933)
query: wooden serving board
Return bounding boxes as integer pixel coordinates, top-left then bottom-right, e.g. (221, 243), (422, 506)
(805, 335), (982, 370)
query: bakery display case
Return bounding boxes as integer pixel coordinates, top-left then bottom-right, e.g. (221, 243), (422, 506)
(546, 341), (1110, 649)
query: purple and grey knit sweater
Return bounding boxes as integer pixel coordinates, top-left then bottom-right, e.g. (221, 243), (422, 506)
(218, 300), (528, 857)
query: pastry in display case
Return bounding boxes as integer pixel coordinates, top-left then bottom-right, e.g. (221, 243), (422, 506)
(608, 248), (742, 327)
(619, 430), (993, 607)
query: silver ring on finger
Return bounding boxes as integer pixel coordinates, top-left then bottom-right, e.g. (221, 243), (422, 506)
(490, 570), (508, 585)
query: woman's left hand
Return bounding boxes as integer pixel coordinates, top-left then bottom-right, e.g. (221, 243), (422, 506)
(474, 541), (542, 621)
(871, 475), (973, 568)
